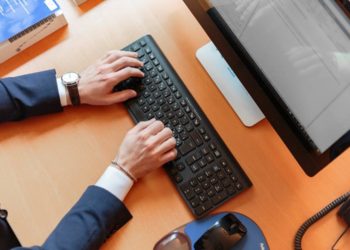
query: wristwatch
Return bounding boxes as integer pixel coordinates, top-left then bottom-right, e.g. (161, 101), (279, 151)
(61, 72), (81, 106)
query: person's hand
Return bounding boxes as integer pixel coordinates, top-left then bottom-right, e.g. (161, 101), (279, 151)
(78, 50), (144, 105)
(115, 119), (177, 180)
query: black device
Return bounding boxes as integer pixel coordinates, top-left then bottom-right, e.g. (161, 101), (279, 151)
(337, 197), (350, 226)
(115, 35), (252, 217)
(153, 212), (250, 250)
(0, 208), (21, 249)
(194, 213), (246, 250)
(183, 0), (350, 176)
(294, 192), (350, 250)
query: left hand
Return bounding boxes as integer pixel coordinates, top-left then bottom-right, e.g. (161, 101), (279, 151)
(78, 50), (144, 105)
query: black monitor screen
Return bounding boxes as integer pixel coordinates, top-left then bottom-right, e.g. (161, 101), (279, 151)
(184, 0), (350, 176)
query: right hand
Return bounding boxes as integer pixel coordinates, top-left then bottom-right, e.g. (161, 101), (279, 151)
(78, 50), (144, 105)
(115, 119), (177, 180)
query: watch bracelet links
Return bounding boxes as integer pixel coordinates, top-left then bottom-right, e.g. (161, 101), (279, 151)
(111, 160), (137, 182)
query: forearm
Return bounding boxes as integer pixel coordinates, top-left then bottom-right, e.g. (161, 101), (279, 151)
(0, 70), (62, 122)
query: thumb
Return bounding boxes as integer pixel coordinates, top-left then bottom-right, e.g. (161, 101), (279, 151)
(106, 89), (137, 104)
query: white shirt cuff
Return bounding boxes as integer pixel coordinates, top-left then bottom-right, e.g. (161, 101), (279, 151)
(95, 166), (134, 201)
(56, 78), (69, 106)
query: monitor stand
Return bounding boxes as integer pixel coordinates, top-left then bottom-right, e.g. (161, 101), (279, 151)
(196, 42), (265, 127)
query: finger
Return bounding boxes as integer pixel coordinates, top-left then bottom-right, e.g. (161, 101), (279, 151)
(149, 127), (173, 145)
(104, 89), (137, 104)
(141, 120), (164, 137)
(102, 51), (138, 64)
(110, 57), (143, 72)
(154, 136), (176, 155)
(106, 67), (144, 88)
(132, 118), (156, 132)
(159, 149), (177, 165)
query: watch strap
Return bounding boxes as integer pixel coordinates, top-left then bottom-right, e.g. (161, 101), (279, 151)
(67, 84), (80, 106)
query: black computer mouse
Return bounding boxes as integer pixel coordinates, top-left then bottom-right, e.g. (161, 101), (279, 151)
(194, 213), (247, 250)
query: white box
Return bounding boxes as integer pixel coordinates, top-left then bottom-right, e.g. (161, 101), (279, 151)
(0, 10), (67, 63)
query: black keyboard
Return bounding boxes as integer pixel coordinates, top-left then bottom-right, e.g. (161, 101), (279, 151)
(116, 35), (252, 217)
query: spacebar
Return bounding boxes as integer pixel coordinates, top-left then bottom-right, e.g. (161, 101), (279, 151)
(127, 102), (147, 122)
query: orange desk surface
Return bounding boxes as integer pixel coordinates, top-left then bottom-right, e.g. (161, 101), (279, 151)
(1, 0), (350, 249)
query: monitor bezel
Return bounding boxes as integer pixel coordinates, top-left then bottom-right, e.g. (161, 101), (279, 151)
(183, 0), (337, 176)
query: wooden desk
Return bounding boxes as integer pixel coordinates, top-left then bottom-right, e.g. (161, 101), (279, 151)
(1, 0), (350, 249)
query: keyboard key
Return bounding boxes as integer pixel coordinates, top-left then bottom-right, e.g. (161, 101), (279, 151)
(179, 138), (196, 155)
(139, 39), (146, 47)
(153, 58), (160, 64)
(145, 47), (152, 53)
(182, 187), (195, 200)
(131, 43), (141, 51)
(174, 91), (182, 99)
(203, 134), (210, 141)
(194, 118), (200, 126)
(137, 98), (146, 106)
(175, 174), (183, 183)
(194, 186), (202, 194)
(205, 153), (215, 163)
(191, 131), (203, 146)
(199, 194), (208, 202)
(185, 123), (193, 132)
(212, 191), (227, 205)
(190, 178), (198, 187)
(198, 159), (207, 168)
(197, 174), (206, 182)
(176, 110), (184, 118)
(207, 187), (216, 197)
(166, 79), (173, 86)
(190, 163), (200, 173)
(222, 178), (231, 187)
(214, 150), (221, 158)
(162, 72), (169, 80)
(147, 113), (154, 119)
(195, 206), (206, 216)
(190, 198), (200, 208)
(205, 169), (214, 177)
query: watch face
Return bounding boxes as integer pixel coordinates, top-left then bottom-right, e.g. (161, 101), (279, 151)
(62, 72), (79, 85)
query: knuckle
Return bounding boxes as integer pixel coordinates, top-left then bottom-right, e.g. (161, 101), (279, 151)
(138, 120), (148, 127)
(145, 141), (155, 151)
(164, 127), (173, 136)
(107, 50), (117, 57)
(126, 67), (134, 75)
(170, 149), (177, 159)
(97, 65), (108, 74)
(100, 74), (109, 81)
(155, 120), (164, 129)
(137, 132), (148, 142)
(170, 137), (177, 146)
(120, 57), (130, 65)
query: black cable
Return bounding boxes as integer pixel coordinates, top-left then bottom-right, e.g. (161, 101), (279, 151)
(331, 225), (349, 250)
(294, 192), (350, 250)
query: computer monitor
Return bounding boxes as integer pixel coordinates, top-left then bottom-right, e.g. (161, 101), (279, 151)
(183, 0), (350, 176)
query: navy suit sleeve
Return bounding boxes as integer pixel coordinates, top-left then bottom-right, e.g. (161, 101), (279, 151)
(13, 186), (132, 250)
(0, 69), (63, 122)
